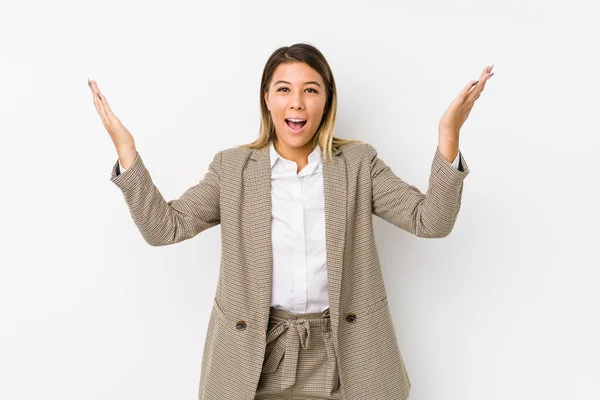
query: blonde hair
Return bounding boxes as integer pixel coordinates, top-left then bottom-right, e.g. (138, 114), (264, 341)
(239, 42), (361, 162)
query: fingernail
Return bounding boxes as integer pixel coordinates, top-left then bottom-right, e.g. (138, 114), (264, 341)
(472, 81), (479, 86)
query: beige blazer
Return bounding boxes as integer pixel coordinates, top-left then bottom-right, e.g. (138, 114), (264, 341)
(110, 141), (470, 400)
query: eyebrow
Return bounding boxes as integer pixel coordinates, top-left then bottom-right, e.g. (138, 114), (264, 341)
(273, 80), (322, 88)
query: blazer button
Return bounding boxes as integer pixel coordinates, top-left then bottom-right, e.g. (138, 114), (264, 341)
(236, 321), (247, 330)
(345, 313), (357, 323)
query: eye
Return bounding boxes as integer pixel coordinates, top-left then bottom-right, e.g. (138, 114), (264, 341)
(276, 87), (319, 93)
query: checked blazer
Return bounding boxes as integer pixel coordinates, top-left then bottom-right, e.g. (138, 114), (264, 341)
(109, 140), (470, 399)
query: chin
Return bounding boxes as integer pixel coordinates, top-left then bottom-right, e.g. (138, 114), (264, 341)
(286, 135), (314, 149)
(278, 129), (314, 147)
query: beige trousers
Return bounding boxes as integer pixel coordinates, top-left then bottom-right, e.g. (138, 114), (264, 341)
(254, 306), (343, 400)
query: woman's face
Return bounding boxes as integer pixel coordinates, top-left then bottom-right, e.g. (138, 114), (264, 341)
(264, 62), (327, 154)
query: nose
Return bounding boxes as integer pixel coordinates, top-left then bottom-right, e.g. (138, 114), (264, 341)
(289, 92), (305, 110)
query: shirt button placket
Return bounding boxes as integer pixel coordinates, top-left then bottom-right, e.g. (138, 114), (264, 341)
(293, 175), (306, 314)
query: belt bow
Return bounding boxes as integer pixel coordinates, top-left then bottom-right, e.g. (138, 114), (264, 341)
(262, 318), (313, 391)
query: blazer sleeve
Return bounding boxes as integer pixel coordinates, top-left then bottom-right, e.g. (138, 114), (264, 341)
(110, 150), (222, 246)
(368, 143), (470, 238)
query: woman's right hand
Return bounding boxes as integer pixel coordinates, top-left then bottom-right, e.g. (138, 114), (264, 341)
(88, 78), (137, 168)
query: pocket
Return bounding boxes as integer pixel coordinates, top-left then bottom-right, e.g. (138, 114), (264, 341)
(261, 322), (279, 373)
(322, 330), (341, 393)
(261, 320), (288, 375)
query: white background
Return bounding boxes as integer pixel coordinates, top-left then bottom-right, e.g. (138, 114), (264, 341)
(1, 1), (598, 399)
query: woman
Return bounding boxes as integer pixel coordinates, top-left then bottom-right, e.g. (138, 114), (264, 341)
(89, 43), (493, 400)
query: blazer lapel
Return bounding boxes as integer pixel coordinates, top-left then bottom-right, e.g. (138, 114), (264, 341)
(321, 146), (346, 332)
(248, 144), (347, 330)
(246, 146), (274, 317)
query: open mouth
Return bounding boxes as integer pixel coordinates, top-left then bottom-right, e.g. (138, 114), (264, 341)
(285, 118), (307, 133)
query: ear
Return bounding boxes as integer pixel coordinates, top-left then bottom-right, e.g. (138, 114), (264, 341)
(264, 91), (270, 111)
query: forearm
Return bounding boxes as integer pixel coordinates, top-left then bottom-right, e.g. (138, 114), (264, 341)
(369, 143), (470, 238)
(437, 131), (460, 164)
(110, 151), (222, 246)
(117, 144), (137, 170)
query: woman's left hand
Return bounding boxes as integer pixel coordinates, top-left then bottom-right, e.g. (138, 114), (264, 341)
(438, 65), (494, 137)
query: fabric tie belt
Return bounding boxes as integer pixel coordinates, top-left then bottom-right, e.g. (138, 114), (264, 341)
(263, 308), (331, 391)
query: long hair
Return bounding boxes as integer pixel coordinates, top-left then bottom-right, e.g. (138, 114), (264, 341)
(239, 42), (361, 162)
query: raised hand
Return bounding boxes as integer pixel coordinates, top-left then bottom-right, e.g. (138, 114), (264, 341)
(88, 78), (137, 168)
(438, 65), (494, 137)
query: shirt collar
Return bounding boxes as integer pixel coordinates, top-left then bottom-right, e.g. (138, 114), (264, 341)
(269, 140), (322, 170)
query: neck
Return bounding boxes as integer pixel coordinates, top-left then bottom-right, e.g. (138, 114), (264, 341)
(273, 137), (315, 167)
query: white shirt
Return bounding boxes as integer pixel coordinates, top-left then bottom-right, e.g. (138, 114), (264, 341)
(118, 144), (461, 314)
(268, 141), (329, 314)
